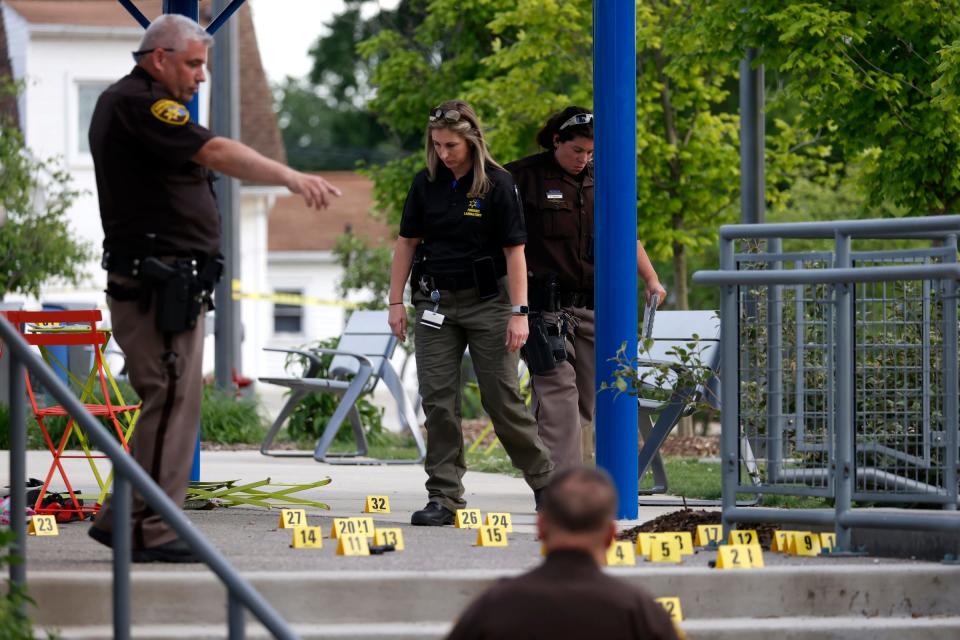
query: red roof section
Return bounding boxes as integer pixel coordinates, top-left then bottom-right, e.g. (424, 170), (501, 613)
(268, 172), (394, 252)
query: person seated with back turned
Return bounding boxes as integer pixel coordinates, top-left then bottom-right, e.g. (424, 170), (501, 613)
(445, 466), (679, 640)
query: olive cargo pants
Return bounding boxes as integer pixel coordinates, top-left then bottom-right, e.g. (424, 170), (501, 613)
(93, 275), (205, 549)
(414, 281), (554, 511)
(530, 307), (596, 469)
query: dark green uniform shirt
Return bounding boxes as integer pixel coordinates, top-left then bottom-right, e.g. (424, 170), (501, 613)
(89, 66), (218, 257)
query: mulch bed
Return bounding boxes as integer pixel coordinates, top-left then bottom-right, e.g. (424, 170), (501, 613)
(617, 508), (779, 550)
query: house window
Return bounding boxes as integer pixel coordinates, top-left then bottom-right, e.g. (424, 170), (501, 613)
(76, 82), (110, 154)
(273, 290), (304, 334)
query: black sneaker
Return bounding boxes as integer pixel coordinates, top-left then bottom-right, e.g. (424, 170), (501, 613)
(411, 502), (455, 526)
(132, 539), (201, 563)
(88, 526), (113, 549)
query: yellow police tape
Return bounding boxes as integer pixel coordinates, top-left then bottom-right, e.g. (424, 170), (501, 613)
(230, 280), (359, 309)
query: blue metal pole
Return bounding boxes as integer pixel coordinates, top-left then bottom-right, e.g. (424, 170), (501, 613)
(593, 0), (639, 519)
(162, 0), (204, 483)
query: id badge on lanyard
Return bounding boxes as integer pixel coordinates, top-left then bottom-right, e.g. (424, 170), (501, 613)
(420, 289), (445, 329)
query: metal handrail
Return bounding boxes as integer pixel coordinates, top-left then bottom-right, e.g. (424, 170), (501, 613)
(1, 315), (298, 639)
(717, 214), (960, 240)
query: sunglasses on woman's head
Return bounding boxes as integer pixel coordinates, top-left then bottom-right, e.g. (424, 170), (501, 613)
(559, 113), (594, 130)
(429, 108), (462, 123)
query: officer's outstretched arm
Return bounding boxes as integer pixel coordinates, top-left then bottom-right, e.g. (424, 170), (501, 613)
(193, 137), (341, 209)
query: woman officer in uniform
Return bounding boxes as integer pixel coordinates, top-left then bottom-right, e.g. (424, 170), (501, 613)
(388, 100), (554, 526)
(506, 106), (667, 469)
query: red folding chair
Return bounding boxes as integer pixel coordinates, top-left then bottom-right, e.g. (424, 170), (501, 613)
(2, 310), (140, 521)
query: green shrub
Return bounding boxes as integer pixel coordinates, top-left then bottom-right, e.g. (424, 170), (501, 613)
(200, 386), (265, 444)
(284, 337), (386, 446)
(0, 528), (50, 639)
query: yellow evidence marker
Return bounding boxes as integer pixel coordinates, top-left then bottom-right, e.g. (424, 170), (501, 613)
(635, 532), (660, 556)
(771, 530), (800, 553)
(27, 515), (58, 536)
(606, 540), (637, 566)
(290, 526), (323, 549)
(476, 525), (509, 547)
(819, 532), (837, 552)
(374, 528), (405, 551)
(789, 532), (822, 557)
(485, 512), (513, 532)
(716, 544), (764, 569)
(336, 533), (370, 556)
(364, 495), (390, 513)
(648, 537), (682, 564)
(694, 524), (722, 547)
(278, 508), (307, 529)
(455, 508), (482, 529)
(728, 529), (759, 546)
(330, 517), (355, 539)
(655, 597), (684, 623)
(351, 517), (376, 538)
(661, 531), (694, 556)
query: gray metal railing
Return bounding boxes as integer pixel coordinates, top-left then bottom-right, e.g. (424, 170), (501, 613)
(694, 215), (960, 552)
(1, 316), (297, 639)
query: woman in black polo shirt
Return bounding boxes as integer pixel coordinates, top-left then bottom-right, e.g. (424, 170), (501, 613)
(388, 100), (554, 526)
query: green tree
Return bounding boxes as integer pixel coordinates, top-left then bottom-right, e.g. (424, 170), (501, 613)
(0, 83), (91, 299)
(332, 231), (393, 310)
(359, 0), (832, 309)
(703, 0), (960, 215)
(275, 0), (427, 172)
(274, 78), (400, 171)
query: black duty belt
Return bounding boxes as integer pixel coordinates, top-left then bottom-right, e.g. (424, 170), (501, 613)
(103, 253), (194, 278)
(422, 272), (476, 292)
(559, 290), (594, 310)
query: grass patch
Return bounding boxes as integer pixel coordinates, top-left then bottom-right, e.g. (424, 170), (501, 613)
(642, 457), (829, 508)
(466, 445), (522, 477)
(326, 431), (422, 460)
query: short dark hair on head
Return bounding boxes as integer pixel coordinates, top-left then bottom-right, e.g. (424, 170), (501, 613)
(541, 466), (617, 532)
(535, 106), (594, 149)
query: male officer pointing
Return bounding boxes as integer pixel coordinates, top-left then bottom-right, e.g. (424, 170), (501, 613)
(87, 14), (340, 562)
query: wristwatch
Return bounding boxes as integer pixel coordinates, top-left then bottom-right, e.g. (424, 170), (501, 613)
(511, 305), (529, 316)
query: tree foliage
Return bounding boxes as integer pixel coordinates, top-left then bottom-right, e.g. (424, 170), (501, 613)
(274, 78), (400, 171)
(703, 0), (960, 215)
(359, 0), (832, 308)
(332, 231), (393, 310)
(0, 85), (91, 299)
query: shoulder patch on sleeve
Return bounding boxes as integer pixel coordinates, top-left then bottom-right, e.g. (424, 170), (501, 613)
(150, 99), (190, 126)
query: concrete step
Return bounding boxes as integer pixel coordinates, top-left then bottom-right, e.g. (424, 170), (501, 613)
(27, 564), (960, 633)
(50, 617), (960, 640)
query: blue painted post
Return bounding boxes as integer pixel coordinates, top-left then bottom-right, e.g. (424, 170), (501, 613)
(594, 0), (639, 519)
(162, 0), (203, 483)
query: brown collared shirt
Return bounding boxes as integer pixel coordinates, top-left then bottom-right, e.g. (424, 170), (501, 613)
(507, 152), (595, 292)
(89, 66), (219, 257)
(446, 549), (679, 640)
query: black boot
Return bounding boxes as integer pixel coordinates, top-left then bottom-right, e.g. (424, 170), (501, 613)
(411, 501), (455, 526)
(534, 487), (545, 511)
